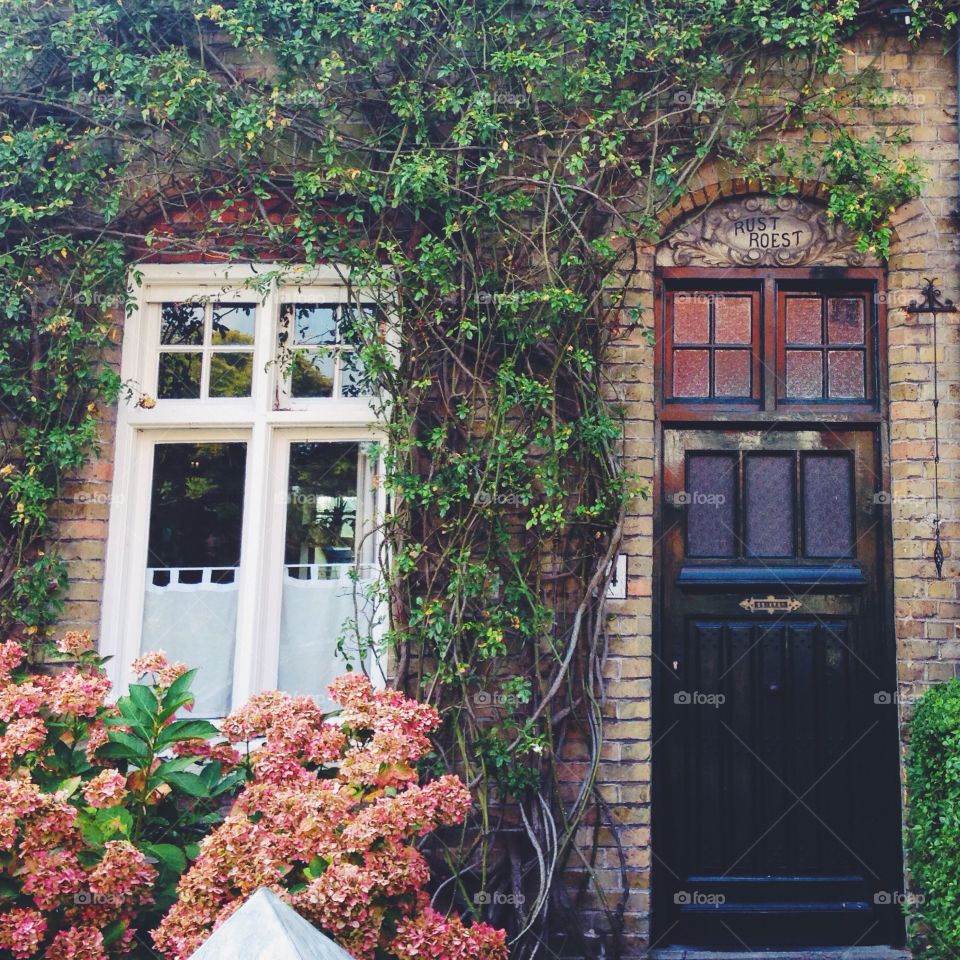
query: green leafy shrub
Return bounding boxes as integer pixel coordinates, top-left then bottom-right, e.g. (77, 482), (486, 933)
(905, 678), (960, 956)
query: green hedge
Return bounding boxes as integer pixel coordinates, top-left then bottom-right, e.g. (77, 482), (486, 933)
(906, 678), (960, 956)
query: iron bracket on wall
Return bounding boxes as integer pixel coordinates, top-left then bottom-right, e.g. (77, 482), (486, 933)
(906, 278), (955, 578)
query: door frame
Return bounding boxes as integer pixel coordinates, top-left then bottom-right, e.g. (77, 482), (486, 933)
(649, 266), (903, 947)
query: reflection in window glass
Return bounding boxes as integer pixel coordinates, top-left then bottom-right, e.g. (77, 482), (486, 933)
(212, 304), (256, 345)
(160, 303), (204, 345)
(279, 442), (363, 706)
(827, 298), (865, 345)
(158, 353), (202, 399)
(141, 443), (246, 716)
(209, 353), (254, 398)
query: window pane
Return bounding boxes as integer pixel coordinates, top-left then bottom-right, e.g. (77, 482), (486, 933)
(673, 349), (709, 397)
(745, 454), (795, 557)
(686, 453), (737, 558)
(785, 297), (822, 344)
(210, 352), (253, 398)
(827, 298), (864, 345)
(212, 303), (256, 346)
(158, 352), (201, 399)
(802, 454), (853, 558)
(291, 351), (335, 398)
(340, 350), (372, 398)
(160, 303), (204, 345)
(142, 442), (246, 717)
(785, 350), (823, 399)
(714, 350), (751, 397)
(828, 350), (865, 398)
(714, 295), (752, 344)
(280, 442), (362, 706)
(674, 295), (709, 343)
(288, 304), (337, 345)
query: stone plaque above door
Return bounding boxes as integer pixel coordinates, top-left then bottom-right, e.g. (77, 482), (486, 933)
(657, 195), (879, 268)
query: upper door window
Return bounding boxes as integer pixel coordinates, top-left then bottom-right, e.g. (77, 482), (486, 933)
(659, 274), (880, 413)
(666, 289), (761, 403)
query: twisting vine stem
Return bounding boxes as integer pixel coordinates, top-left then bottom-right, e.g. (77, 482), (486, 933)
(0, 0), (953, 955)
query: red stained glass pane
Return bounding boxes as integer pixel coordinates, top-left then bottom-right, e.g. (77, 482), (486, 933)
(714, 295), (752, 344)
(786, 297), (823, 344)
(827, 298), (865, 344)
(785, 350), (823, 398)
(673, 350), (709, 397)
(828, 350), (865, 398)
(674, 295), (709, 343)
(714, 350), (752, 397)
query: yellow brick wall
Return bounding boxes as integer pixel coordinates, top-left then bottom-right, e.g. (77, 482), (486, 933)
(49, 22), (960, 957)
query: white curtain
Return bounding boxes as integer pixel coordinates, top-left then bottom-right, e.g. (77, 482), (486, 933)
(141, 569), (237, 717)
(279, 566), (376, 710)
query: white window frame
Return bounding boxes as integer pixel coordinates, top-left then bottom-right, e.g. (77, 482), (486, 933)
(100, 264), (388, 710)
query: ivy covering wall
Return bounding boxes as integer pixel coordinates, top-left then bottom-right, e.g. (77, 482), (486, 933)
(1, 0), (956, 955)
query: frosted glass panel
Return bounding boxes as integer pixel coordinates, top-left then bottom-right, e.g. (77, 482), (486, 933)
(674, 297), (709, 343)
(786, 297), (823, 344)
(827, 298), (864, 345)
(714, 350), (751, 397)
(714, 296), (752, 344)
(673, 350), (709, 397)
(141, 442), (246, 717)
(828, 351), (865, 399)
(785, 350), (823, 398)
(802, 455), (854, 558)
(744, 454), (795, 557)
(686, 453), (737, 558)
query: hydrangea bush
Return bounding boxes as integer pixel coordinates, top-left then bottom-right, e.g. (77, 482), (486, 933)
(154, 673), (507, 960)
(0, 635), (241, 959)
(0, 637), (507, 960)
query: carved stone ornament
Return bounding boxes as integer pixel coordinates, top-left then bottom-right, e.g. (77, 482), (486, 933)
(659, 195), (871, 268)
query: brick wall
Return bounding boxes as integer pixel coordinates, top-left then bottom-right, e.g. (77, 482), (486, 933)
(49, 21), (960, 957)
(592, 24), (960, 955)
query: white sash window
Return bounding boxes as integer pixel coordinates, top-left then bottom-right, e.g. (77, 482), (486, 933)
(101, 265), (386, 716)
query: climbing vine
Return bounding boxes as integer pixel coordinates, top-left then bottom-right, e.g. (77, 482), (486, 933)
(0, 0), (955, 955)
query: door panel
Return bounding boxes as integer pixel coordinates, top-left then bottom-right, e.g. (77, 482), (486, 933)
(657, 428), (902, 947)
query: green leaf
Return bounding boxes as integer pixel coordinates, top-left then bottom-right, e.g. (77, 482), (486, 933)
(128, 682), (159, 720)
(163, 771), (211, 798)
(101, 917), (128, 947)
(156, 719), (219, 749)
(159, 669), (197, 721)
(143, 843), (188, 875)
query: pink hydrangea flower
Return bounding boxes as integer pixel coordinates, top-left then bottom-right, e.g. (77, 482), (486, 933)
(131, 650), (188, 689)
(82, 770), (127, 809)
(41, 668), (111, 718)
(0, 641), (26, 681)
(0, 716), (48, 773)
(44, 925), (107, 960)
(0, 907), (48, 959)
(56, 631), (94, 657)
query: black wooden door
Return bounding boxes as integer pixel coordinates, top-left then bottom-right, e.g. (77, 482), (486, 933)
(656, 427), (903, 947)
